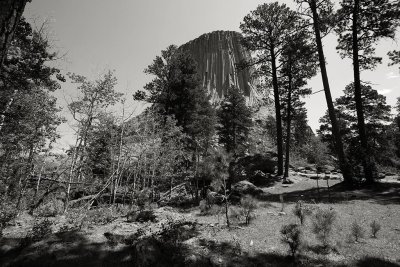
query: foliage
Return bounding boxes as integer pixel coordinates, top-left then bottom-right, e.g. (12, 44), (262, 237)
(279, 28), (317, 159)
(281, 223), (302, 258)
(388, 50), (400, 69)
(240, 2), (301, 176)
(335, 0), (400, 182)
(295, 0), (355, 184)
(351, 220), (364, 242)
(0, 18), (64, 195)
(134, 210), (157, 223)
(299, 135), (332, 167)
(240, 195), (257, 225)
(134, 45), (216, 155)
(30, 218), (53, 242)
(336, 0), (400, 71)
(86, 207), (115, 225)
(217, 86), (252, 156)
(293, 200), (313, 225)
(370, 220), (381, 238)
(318, 83), (393, 168)
(312, 208), (337, 247)
(0, 202), (16, 237)
(199, 199), (209, 214)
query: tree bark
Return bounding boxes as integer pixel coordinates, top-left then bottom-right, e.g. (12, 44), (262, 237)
(0, 0), (29, 73)
(351, 0), (375, 183)
(310, 0), (353, 184)
(270, 45), (284, 176)
(284, 62), (292, 179)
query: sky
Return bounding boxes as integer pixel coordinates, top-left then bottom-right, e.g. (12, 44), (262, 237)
(24, 0), (400, 152)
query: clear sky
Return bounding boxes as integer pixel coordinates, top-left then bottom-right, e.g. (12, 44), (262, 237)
(24, 0), (400, 151)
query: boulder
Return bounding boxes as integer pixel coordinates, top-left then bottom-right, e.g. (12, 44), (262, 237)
(206, 191), (225, 205)
(230, 181), (263, 201)
(378, 173), (386, 179)
(229, 153), (277, 186)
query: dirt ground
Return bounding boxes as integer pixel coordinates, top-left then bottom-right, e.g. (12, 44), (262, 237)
(1, 174), (400, 267)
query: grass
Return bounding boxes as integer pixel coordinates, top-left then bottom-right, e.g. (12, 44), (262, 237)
(1, 174), (400, 266)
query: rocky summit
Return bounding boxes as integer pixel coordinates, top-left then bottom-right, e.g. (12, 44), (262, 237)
(180, 31), (267, 106)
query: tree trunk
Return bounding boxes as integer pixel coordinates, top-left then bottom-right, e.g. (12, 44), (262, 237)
(351, 0), (375, 184)
(0, 0), (29, 72)
(270, 45), (284, 176)
(284, 64), (292, 179)
(310, 0), (353, 184)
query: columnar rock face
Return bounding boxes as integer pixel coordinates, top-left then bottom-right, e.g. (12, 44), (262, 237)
(180, 31), (264, 105)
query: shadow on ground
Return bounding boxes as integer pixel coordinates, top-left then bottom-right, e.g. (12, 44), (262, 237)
(258, 182), (400, 205)
(1, 231), (399, 267)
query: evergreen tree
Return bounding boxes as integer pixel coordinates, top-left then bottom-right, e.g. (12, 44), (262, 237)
(0, 0), (30, 71)
(295, 0), (354, 184)
(134, 45), (216, 155)
(240, 2), (300, 176)
(217, 86), (252, 156)
(318, 83), (392, 172)
(278, 30), (317, 178)
(336, 0), (400, 183)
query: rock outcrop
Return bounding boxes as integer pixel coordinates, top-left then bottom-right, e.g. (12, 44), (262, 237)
(180, 31), (266, 105)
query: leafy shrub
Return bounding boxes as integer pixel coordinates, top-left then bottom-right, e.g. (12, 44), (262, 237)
(281, 224), (302, 258)
(312, 208), (336, 247)
(199, 199), (209, 214)
(86, 207), (115, 225)
(228, 206), (242, 225)
(0, 207), (16, 237)
(65, 209), (86, 230)
(370, 220), (381, 238)
(293, 201), (312, 225)
(37, 202), (59, 217)
(30, 219), (53, 242)
(134, 210), (157, 223)
(351, 220), (364, 242)
(240, 196), (257, 225)
(133, 189), (152, 210)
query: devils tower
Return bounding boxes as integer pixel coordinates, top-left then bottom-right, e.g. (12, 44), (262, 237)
(180, 31), (264, 105)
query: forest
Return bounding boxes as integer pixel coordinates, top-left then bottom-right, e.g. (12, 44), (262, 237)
(1, 0), (400, 266)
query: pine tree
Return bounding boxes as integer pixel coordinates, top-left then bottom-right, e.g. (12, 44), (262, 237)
(278, 30), (317, 178)
(134, 45), (216, 155)
(217, 86), (252, 157)
(240, 2), (299, 176)
(336, 0), (400, 183)
(0, 0), (30, 71)
(318, 83), (392, 171)
(295, 0), (354, 184)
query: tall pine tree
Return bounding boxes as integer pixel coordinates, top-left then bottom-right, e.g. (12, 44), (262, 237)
(217, 86), (252, 157)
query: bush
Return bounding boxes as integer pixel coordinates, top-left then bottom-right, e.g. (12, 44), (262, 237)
(351, 220), (364, 242)
(240, 196), (257, 225)
(37, 202), (59, 217)
(133, 210), (157, 223)
(135, 189), (152, 209)
(228, 206), (242, 225)
(65, 209), (86, 230)
(281, 224), (302, 258)
(30, 219), (53, 242)
(293, 201), (312, 225)
(312, 208), (336, 247)
(199, 199), (209, 214)
(86, 207), (115, 225)
(0, 207), (16, 237)
(370, 220), (381, 238)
